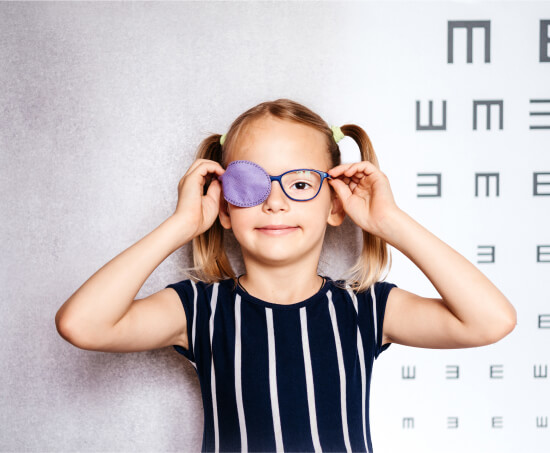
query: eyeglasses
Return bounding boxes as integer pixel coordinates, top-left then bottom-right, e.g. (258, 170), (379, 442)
(269, 168), (332, 201)
(219, 160), (332, 208)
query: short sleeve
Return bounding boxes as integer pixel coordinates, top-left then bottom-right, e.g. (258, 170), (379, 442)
(372, 281), (398, 360)
(165, 279), (197, 364)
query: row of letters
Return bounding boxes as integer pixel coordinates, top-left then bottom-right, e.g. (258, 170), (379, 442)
(445, 20), (550, 63)
(398, 364), (550, 379)
(399, 416), (548, 429)
(416, 99), (550, 130)
(476, 247), (550, 264)
(413, 172), (550, 197)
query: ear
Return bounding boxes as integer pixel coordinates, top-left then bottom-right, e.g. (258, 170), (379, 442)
(327, 190), (346, 227)
(218, 196), (232, 230)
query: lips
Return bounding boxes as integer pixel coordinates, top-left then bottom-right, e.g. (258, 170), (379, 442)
(258, 225), (296, 230)
(256, 225), (299, 235)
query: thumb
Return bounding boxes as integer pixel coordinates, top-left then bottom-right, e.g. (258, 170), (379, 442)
(206, 179), (222, 203)
(328, 178), (351, 204)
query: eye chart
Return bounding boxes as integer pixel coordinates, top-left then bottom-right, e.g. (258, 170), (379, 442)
(340, 4), (550, 453)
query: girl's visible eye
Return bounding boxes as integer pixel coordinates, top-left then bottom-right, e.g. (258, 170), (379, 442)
(282, 171), (320, 197)
(291, 181), (313, 190)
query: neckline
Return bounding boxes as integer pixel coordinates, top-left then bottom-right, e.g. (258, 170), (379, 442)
(233, 275), (333, 310)
(238, 274), (325, 295)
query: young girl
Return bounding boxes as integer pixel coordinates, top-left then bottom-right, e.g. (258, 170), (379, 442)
(55, 98), (517, 453)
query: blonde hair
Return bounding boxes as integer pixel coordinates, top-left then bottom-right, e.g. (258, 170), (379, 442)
(187, 98), (392, 293)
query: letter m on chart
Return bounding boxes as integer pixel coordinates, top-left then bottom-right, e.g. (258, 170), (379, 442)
(448, 20), (491, 63)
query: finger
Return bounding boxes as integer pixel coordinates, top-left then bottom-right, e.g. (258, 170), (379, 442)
(184, 158), (211, 174)
(188, 162), (226, 186)
(328, 178), (352, 203)
(186, 159), (225, 177)
(342, 161), (378, 177)
(336, 173), (364, 186)
(328, 163), (354, 178)
(197, 160), (226, 176)
(205, 178), (222, 203)
(179, 161), (225, 194)
(329, 162), (378, 181)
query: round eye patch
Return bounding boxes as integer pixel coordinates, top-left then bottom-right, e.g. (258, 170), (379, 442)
(219, 160), (272, 207)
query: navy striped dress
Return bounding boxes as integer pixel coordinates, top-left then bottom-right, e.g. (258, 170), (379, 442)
(165, 276), (397, 453)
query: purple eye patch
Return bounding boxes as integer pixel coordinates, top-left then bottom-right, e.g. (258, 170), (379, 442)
(219, 160), (272, 207)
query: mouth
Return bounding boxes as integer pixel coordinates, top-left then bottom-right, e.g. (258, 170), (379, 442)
(256, 225), (299, 235)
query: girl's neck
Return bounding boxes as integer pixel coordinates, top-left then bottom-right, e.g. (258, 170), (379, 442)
(238, 268), (325, 305)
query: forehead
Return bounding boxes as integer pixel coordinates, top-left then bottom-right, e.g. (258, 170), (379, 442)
(228, 116), (330, 172)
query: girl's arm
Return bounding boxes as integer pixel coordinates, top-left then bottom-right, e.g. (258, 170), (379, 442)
(55, 159), (225, 351)
(55, 215), (195, 350)
(328, 161), (517, 349)
(377, 208), (516, 348)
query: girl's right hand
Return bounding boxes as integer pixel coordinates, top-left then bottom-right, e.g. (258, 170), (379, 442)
(173, 159), (226, 239)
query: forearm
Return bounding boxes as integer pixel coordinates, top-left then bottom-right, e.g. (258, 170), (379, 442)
(378, 208), (517, 340)
(55, 215), (195, 335)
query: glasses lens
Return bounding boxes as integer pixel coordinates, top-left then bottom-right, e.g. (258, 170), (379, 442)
(281, 170), (322, 200)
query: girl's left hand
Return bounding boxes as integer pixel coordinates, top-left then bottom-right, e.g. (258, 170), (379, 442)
(328, 160), (400, 238)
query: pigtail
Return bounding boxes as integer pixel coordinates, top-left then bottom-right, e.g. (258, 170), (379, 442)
(338, 124), (393, 293)
(189, 134), (236, 284)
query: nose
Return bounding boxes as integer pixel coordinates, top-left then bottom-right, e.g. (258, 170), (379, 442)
(262, 179), (289, 212)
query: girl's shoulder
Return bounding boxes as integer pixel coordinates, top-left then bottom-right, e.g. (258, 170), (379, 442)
(330, 277), (398, 299)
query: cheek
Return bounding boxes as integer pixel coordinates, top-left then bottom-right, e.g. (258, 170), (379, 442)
(299, 201), (332, 228)
(312, 191), (333, 216)
(228, 208), (256, 235)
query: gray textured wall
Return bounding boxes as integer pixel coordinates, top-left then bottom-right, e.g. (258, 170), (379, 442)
(1, 2), (365, 452)
(2, 1), (547, 452)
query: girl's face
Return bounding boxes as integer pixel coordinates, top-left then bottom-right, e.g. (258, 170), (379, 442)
(218, 116), (345, 268)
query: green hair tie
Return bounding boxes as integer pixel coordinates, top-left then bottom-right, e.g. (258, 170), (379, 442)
(219, 125), (343, 146)
(331, 125), (344, 143)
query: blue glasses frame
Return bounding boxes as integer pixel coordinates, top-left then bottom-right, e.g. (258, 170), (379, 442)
(269, 169), (333, 202)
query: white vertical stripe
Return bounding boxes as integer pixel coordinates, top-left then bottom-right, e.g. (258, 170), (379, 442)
(190, 280), (198, 367)
(327, 290), (352, 453)
(234, 295), (248, 452)
(265, 308), (284, 452)
(209, 283), (220, 453)
(370, 285), (378, 348)
(347, 287), (370, 453)
(300, 306), (322, 453)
